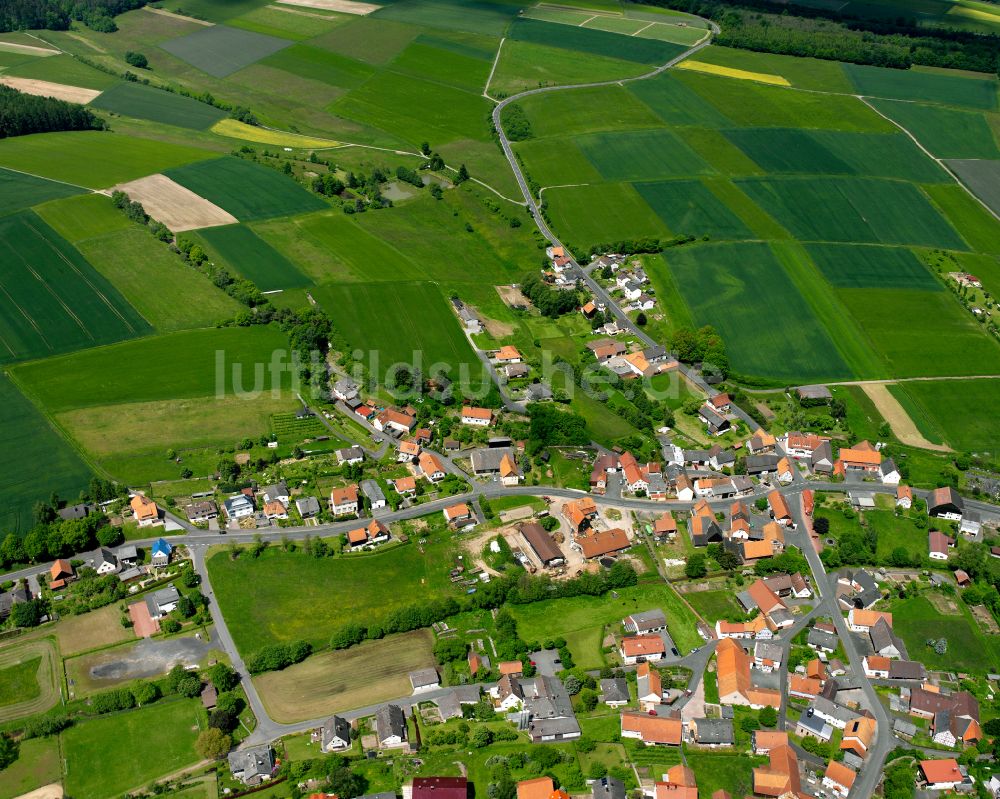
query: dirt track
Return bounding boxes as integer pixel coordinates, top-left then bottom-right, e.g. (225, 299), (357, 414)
(0, 77), (100, 104)
(111, 174), (238, 231)
(13, 784), (63, 799)
(860, 383), (951, 452)
(276, 0), (380, 13)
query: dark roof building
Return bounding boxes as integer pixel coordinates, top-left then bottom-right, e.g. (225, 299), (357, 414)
(519, 522), (564, 566)
(412, 777), (468, 799)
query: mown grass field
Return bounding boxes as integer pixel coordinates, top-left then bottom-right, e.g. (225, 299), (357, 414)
(0, 375), (91, 533)
(0, 131), (215, 189)
(34, 193), (132, 242)
(165, 157), (326, 221)
(90, 81), (226, 130)
(53, 604), (133, 656)
(0, 638), (60, 722)
(255, 629), (436, 722)
(662, 242), (852, 380)
(684, 589), (743, 621)
(62, 699), (205, 799)
(75, 227), (242, 331)
(0, 167), (82, 216)
(197, 224), (311, 291)
(11, 325), (292, 411)
(0, 736), (60, 799)
(890, 594), (1000, 672)
(888, 379), (1000, 451)
(0, 657), (40, 706)
(0, 211), (151, 364)
(207, 538), (461, 654)
(312, 281), (486, 383)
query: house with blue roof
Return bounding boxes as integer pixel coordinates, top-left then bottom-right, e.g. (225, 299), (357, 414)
(151, 538), (172, 567)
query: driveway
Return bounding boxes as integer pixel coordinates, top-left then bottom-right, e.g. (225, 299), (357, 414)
(530, 649), (562, 677)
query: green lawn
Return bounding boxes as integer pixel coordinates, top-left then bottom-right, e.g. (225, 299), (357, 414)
(510, 581), (702, 661)
(62, 699), (205, 799)
(890, 594), (1000, 673)
(0, 657), (41, 706)
(688, 751), (760, 797)
(0, 736), (61, 799)
(0, 131), (215, 189)
(685, 589), (743, 622)
(865, 508), (930, 564)
(207, 536), (463, 654)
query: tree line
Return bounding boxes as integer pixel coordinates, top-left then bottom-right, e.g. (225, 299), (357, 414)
(0, 0), (144, 32)
(0, 85), (104, 139)
(639, 0), (1000, 74)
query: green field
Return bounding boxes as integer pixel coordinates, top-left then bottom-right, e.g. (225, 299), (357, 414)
(62, 699), (205, 799)
(208, 538), (461, 653)
(0, 167), (83, 216)
(923, 184), (1000, 253)
(3, 52), (119, 89)
(0, 736), (61, 799)
(807, 244), (940, 289)
(373, 0), (518, 36)
(0, 211), (152, 364)
(685, 45), (854, 92)
(227, 3), (347, 39)
(165, 157), (325, 221)
(520, 85), (664, 139)
(90, 81), (227, 130)
(74, 227), (243, 331)
(489, 39), (646, 96)
(0, 131), (215, 189)
(0, 373), (91, 533)
(312, 281), (485, 384)
(837, 288), (1000, 376)
(844, 62), (999, 109)
(890, 594), (1000, 672)
(197, 224), (311, 290)
(737, 177), (966, 248)
(545, 182), (671, 251)
(507, 17), (685, 64)
(684, 589), (743, 621)
(160, 22), (291, 77)
(0, 657), (41, 706)
(33, 193), (132, 242)
(628, 72), (733, 127)
(661, 242), (853, 380)
(723, 128), (948, 182)
(635, 179), (753, 239)
(946, 159), (1000, 217)
(259, 42), (376, 90)
(889, 379), (1000, 450)
(578, 128), (712, 180)
(513, 137), (603, 187)
(389, 39), (494, 92)
(868, 99), (1000, 159)
(11, 325), (292, 412)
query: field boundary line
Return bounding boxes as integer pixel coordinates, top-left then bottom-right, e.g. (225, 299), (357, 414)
(631, 21), (655, 36)
(0, 164), (93, 192)
(859, 95), (1000, 226)
(484, 36), (504, 100)
(0, 260), (53, 351)
(578, 14), (599, 26)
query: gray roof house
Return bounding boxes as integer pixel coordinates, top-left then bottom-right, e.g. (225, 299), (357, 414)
(360, 479), (386, 510)
(623, 609), (667, 635)
(144, 585), (180, 620)
(117, 545), (139, 565)
(59, 502), (96, 521)
(336, 446), (365, 465)
(870, 617), (902, 658)
(591, 777), (626, 799)
(409, 668), (440, 693)
(811, 441), (834, 473)
(745, 455), (781, 475)
(691, 717), (734, 746)
(228, 745), (275, 785)
(599, 678), (629, 706)
(296, 497), (321, 518)
(375, 704), (407, 747)
(522, 675), (581, 742)
(796, 711), (833, 741)
(470, 447), (516, 475)
(321, 715), (352, 751)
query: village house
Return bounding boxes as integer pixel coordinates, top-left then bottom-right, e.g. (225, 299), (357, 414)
(320, 715), (352, 752)
(620, 634), (666, 664)
(698, 405), (731, 436)
(823, 761), (857, 798)
(397, 440), (421, 462)
(620, 712), (682, 746)
(499, 453), (523, 486)
(329, 484), (360, 517)
(796, 711), (833, 742)
(224, 493), (254, 520)
(841, 716), (877, 760)
(150, 538), (172, 567)
(347, 520), (391, 549)
(781, 431), (829, 459)
(375, 704), (407, 748)
(716, 638), (781, 709)
(563, 497), (598, 533)
(919, 759), (972, 792)
(624, 609), (668, 636)
(263, 500), (288, 520)
(909, 688), (981, 746)
(95, 548), (119, 575)
(336, 445), (365, 466)
(373, 408), (416, 435)
(419, 451), (447, 482)
(690, 717), (734, 748)
(461, 406), (493, 426)
(847, 608), (892, 633)
(599, 678), (629, 707)
(49, 558), (75, 590)
(747, 430), (777, 454)
(579, 528), (630, 560)
(896, 485), (913, 509)
(184, 500), (218, 523)
(522, 675), (581, 742)
(636, 662), (663, 709)
(360, 479), (387, 511)
(228, 745), (275, 786)
(519, 522), (564, 568)
(130, 494), (160, 527)
(443, 503), (474, 529)
(653, 512), (677, 541)
(689, 500), (724, 547)
(753, 744), (800, 797)
(767, 490), (793, 527)
(145, 585), (180, 620)
(393, 476), (417, 497)
(752, 730), (788, 755)
(655, 765), (698, 799)
(494, 345), (522, 364)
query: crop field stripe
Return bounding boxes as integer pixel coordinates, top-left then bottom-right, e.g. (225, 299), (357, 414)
(507, 17), (686, 64)
(866, 98), (1000, 159)
(89, 82), (227, 131)
(634, 179), (753, 240)
(0, 167), (85, 216)
(805, 243), (941, 289)
(675, 59), (790, 86)
(770, 241), (887, 378)
(159, 23), (292, 78)
(844, 62), (999, 110)
(197, 224), (312, 290)
(945, 159), (1000, 219)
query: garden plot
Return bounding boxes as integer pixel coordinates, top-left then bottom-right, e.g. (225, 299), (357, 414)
(160, 24), (291, 77)
(0, 76), (101, 103)
(111, 174), (238, 232)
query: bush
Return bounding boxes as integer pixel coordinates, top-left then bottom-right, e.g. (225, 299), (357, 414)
(92, 688), (136, 714)
(124, 51), (148, 68)
(245, 640), (313, 674)
(501, 103), (531, 141)
(208, 663), (240, 693)
(195, 728), (231, 760)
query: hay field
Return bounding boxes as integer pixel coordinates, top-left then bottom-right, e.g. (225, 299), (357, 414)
(0, 76), (101, 103)
(254, 629), (436, 721)
(0, 638), (60, 723)
(112, 174), (238, 231)
(54, 604), (133, 657)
